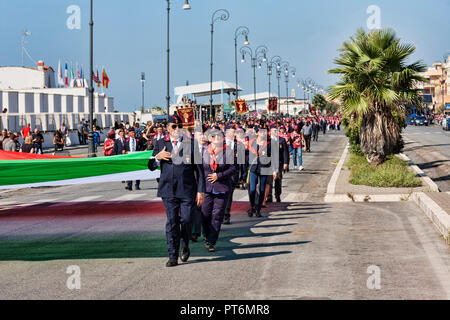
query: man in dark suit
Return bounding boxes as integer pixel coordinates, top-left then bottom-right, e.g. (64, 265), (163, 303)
(113, 129), (129, 155)
(223, 126), (239, 225)
(148, 115), (205, 267)
(268, 125), (289, 203)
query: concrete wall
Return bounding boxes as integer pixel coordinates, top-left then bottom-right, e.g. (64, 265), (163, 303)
(0, 67), (45, 90)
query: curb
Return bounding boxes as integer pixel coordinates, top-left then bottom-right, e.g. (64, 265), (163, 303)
(324, 193), (413, 203)
(396, 153), (440, 192)
(326, 143), (349, 194)
(412, 192), (450, 244)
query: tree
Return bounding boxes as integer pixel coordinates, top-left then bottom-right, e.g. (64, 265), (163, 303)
(328, 28), (426, 165)
(312, 94), (327, 110)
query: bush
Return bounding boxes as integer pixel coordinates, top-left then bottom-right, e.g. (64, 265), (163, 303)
(346, 153), (422, 188)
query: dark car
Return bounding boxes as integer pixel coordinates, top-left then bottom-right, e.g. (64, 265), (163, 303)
(415, 116), (429, 126)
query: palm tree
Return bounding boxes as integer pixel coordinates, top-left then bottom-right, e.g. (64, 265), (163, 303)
(328, 28), (426, 165)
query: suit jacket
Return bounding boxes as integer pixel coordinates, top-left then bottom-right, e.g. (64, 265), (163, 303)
(202, 146), (236, 194)
(276, 137), (289, 168)
(149, 135), (205, 199)
(114, 137), (129, 155)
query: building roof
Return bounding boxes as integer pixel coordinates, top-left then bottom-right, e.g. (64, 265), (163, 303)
(174, 81), (243, 104)
(238, 92), (278, 102)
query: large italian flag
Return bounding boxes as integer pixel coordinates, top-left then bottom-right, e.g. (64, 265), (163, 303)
(0, 151), (159, 190)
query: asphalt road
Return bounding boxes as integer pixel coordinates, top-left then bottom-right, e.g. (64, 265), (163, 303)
(402, 125), (450, 191)
(0, 128), (449, 300)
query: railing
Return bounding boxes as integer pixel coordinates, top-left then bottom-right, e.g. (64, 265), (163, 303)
(0, 112), (135, 133)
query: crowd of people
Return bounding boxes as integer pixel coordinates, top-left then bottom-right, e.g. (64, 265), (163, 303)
(142, 112), (342, 266)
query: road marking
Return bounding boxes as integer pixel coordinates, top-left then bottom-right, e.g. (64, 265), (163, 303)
(33, 199), (59, 203)
(283, 193), (309, 203)
(0, 201), (18, 206)
(408, 216), (450, 299)
(71, 196), (102, 202)
(112, 194), (147, 201)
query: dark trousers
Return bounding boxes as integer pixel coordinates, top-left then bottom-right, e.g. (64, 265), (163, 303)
(304, 135), (312, 151)
(224, 186), (235, 221)
(127, 180), (141, 189)
(191, 205), (202, 236)
(202, 192), (228, 246)
(249, 172), (268, 212)
(313, 132), (318, 141)
(322, 126), (326, 134)
(162, 197), (193, 259)
(268, 171), (283, 199)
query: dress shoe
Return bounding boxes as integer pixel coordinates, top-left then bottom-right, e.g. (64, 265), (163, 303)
(208, 245), (216, 252)
(191, 234), (199, 242)
(255, 210), (262, 218)
(223, 217), (231, 225)
(247, 208), (255, 217)
(135, 186), (141, 190)
(125, 186), (132, 191)
(166, 258), (178, 267)
(181, 247), (190, 262)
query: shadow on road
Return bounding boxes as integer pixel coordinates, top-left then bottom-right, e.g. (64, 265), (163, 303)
(0, 201), (320, 262)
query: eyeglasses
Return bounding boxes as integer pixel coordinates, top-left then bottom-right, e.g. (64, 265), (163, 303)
(170, 124), (182, 129)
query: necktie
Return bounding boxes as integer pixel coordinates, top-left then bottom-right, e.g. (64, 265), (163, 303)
(173, 140), (179, 154)
(210, 149), (217, 172)
(131, 138), (136, 152)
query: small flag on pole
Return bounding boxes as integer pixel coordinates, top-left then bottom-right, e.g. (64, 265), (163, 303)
(102, 68), (110, 88)
(64, 63), (69, 87)
(57, 59), (64, 87)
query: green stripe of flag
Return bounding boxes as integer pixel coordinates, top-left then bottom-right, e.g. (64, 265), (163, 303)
(0, 151), (154, 186)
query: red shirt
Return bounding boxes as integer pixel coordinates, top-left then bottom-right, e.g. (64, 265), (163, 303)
(21, 126), (31, 138)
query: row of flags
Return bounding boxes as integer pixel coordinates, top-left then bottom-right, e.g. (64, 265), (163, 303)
(57, 59), (110, 89)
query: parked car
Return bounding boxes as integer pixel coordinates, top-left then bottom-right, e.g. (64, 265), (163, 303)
(407, 115), (416, 125)
(415, 116), (429, 126)
(443, 117), (450, 131)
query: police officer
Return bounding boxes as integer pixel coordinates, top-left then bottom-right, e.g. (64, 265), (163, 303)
(149, 114), (205, 267)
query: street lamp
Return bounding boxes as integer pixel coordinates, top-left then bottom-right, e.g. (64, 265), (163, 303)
(234, 26), (250, 102)
(284, 66), (296, 115)
(259, 55), (281, 115)
(240, 45), (268, 112)
(209, 9), (230, 121)
(141, 72), (146, 111)
(166, 0), (191, 121)
(88, 0), (95, 157)
(279, 61), (289, 115)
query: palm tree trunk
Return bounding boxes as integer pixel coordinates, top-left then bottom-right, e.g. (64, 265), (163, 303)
(360, 105), (400, 165)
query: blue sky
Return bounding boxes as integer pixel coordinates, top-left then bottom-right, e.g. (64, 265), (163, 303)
(0, 0), (449, 112)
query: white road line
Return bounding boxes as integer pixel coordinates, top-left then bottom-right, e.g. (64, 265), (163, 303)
(408, 216), (450, 299)
(282, 193), (309, 203)
(70, 196), (103, 202)
(238, 194), (249, 201)
(33, 199), (59, 203)
(111, 194), (148, 201)
(0, 201), (18, 206)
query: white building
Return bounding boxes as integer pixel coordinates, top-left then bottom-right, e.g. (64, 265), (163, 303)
(0, 62), (134, 133)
